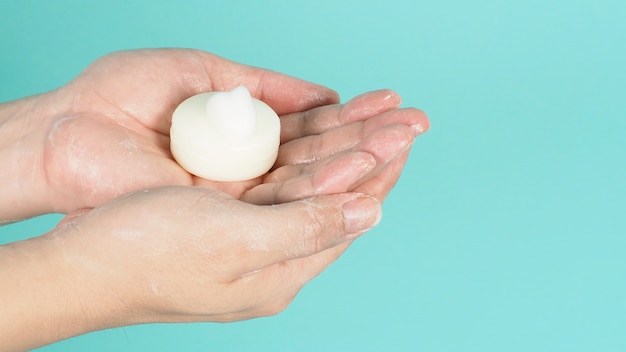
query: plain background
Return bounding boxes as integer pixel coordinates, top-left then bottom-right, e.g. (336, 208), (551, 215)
(2, 0), (625, 351)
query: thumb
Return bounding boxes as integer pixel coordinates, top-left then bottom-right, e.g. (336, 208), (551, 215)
(254, 192), (382, 265)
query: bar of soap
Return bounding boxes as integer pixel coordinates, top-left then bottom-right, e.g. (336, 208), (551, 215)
(170, 86), (280, 182)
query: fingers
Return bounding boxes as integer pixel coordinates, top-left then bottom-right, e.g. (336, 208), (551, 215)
(234, 192), (381, 276)
(276, 107), (428, 167)
(242, 124), (414, 205)
(352, 147), (413, 201)
(222, 240), (354, 320)
(241, 152), (376, 205)
(279, 89), (403, 144)
(56, 208), (92, 227)
(67, 49), (339, 136)
(342, 125), (414, 197)
(195, 51), (339, 115)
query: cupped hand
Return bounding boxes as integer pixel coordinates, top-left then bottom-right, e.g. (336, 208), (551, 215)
(42, 48), (429, 214)
(42, 48), (336, 213)
(1, 48), (432, 351)
(51, 186), (381, 327)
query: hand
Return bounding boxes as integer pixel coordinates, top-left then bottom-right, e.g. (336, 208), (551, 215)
(40, 48), (429, 214)
(0, 186), (382, 350)
(2, 49), (428, 221)
(0, 48), (430, 350)
(41, 48), (340, 213)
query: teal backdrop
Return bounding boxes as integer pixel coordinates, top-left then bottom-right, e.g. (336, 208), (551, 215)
(2, 0), (625, 351)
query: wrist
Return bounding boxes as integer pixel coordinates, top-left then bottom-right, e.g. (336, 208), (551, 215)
(0, 225), (138, 350)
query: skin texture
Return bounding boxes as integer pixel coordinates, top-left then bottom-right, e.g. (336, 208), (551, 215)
(0, 48), (429, 350)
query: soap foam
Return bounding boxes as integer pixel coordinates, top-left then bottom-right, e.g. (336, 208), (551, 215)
(206, 86), (257, 142)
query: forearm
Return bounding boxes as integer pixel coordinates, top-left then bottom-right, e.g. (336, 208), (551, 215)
(0, 93), (57, 222)
(0, 232), (134, 351)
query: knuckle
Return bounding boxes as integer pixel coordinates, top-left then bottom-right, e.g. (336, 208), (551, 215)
(260, 297), (294, 317)
(298, 110), (311, 135)
(296, 206), (327, 255)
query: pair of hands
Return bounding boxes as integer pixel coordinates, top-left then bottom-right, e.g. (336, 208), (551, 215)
(0, 48), (428, 349)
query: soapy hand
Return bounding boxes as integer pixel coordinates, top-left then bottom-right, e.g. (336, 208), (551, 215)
(0, 48), (430, 350)
(61, 187), (381, 322)
(37, 48), (428, 216)
(39, 48), (338, 215)
(1, 186), (382, 349)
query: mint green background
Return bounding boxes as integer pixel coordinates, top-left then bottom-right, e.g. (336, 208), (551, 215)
(2, 0), (625, 351)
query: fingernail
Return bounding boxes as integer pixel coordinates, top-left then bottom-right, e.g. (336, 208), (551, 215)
(342, 195), (382, 235)
(410, 123), (426, 136)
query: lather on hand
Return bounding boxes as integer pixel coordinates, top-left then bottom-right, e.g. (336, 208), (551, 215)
(0, 48), (429, 350)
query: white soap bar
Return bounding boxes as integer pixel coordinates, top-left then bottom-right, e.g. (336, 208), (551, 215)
(170, 86), (280, 182)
